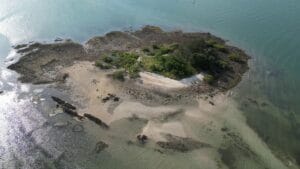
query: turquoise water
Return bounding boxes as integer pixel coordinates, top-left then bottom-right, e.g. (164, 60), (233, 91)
(0, 0), (299, 168)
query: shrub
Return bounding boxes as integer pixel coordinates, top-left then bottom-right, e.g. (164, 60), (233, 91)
(103, 55), (113, 63)
(152, 44), (159, 49)
(229, 53), (244, 63)
(213, 44), (229, 53)
(217, 60), (230, 70)
(115, 52), (139, 69)
(203, 74), (214, 84)
(110, 70), (125, 81)
(142, 54), (196, 79)
(95, 60), (112, 69)
(142, 47), (150, 53)
(128, 63), (141, 78)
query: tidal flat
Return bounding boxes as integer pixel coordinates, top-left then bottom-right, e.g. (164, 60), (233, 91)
(5, 26), (295, 169)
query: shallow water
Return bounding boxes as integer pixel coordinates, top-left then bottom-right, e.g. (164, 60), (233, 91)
(0, 0), (299, 168)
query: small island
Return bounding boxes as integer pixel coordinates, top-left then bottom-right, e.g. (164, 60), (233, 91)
(9, 26), (249, 91)
(7, 26), (254, 166)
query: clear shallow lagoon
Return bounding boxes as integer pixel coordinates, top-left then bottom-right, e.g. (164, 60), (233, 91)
(0, 0), (299, 168)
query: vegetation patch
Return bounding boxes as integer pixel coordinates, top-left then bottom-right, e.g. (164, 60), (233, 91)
(96, 39), (243, 84)
(108, 70), (126, 81)
(229, 53), (245, 63)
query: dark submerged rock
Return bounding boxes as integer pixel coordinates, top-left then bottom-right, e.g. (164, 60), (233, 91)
(218, 147), (236, 169)
(83, 113), (109, 129)
(51, 96), (83, 119)
(51, 96), (76, 110)
(137, 134), (148, 144)
(102, 93), (120, 103)
(221, 127), (229, 132)
(95, 141), (109, 153)
(156, 134), (211, 152)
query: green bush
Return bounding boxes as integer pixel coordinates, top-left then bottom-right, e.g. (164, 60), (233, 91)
(203, 74), (214, 84)
(95, 60), (112, 69)
(103, 55), (113, 63)
(152, 44), (160, 49)
(115, 52), (139, 69)
(213, 44), (229, 53)
(141, 54), (196, 79)
(217, 60), (230, 70)
(142, 47), (150, 53)
(111, 70), (125, 81)
(95, 39), (235, 81)
(128, 63), (141, 78)
(229, 53), (244, 63)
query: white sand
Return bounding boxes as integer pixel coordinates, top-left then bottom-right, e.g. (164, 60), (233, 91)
(138, 72), (187, 89)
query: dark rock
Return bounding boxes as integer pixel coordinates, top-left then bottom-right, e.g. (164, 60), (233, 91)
(113, 97), (119, 102)
(95, 141), (108, 153)
(92, 79), (99, 84)
(247, 98), (258, 106)
(52, 96), (76, 110)
(56, 73), (69, 82)
(84, 113), (109, 129)
(54, 38), (63, 42)
(154, 149), (164, 154)
(62, 73), (69, 81)
(156, 134), (211, 152)
(0, 91), (3, 94)
(209, 101), (215, 106)
(261, 102), (268, 107)
(218, 147), (236, 169)
(107, 93), (116, 98)
(63, 108), (82, 118)
(102, 96), (110, 103)
(221, 127), (229, 132)
(137, 134), (148, 144)
(51, 96), (83, 119)
(102, 93), (120, 103)
(13, 44), (27, 49)
(126, 140), (134, 145)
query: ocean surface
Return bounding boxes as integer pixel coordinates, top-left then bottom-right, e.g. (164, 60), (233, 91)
(0, 0), (299, 168)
